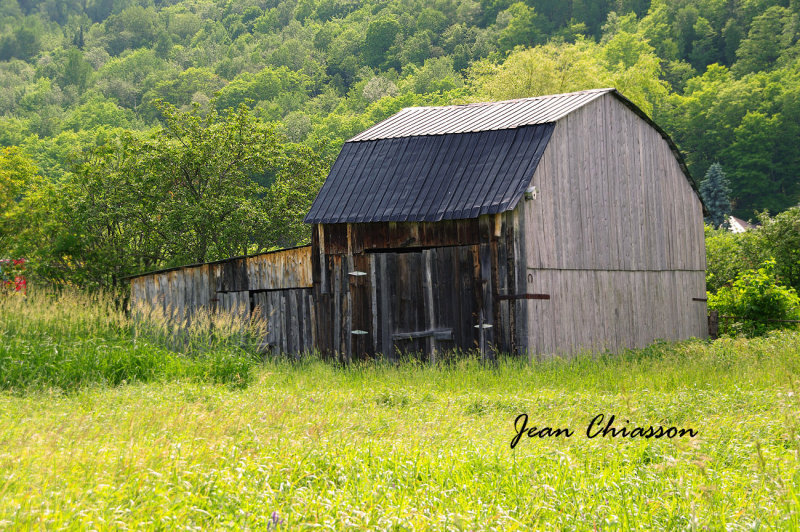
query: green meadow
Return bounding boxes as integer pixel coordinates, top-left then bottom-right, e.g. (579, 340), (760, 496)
(1, 292), (800, 529)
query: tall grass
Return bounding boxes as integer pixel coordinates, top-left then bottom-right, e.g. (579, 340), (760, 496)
(1, 330), (800, 528)
(0, 290), (265, 392)
(130, 297), (269, 356)
(3, 292), (800, 527)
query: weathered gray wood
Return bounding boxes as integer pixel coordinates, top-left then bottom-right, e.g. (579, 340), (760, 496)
(379, 253), (392, 359)
(370, 256), (378, 355)
(423, 249), (436, 363)
(519, 92), (706, 357)
(392, 329), (452, 340)
(131, 91), (706, 362)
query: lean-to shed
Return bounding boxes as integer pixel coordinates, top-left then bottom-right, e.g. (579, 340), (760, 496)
(305, 88), (707, 361)
(128, 246), (316, 353)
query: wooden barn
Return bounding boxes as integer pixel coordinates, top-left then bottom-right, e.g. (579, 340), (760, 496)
(129, 88), (707, 361)
(304, 88), (707, 361)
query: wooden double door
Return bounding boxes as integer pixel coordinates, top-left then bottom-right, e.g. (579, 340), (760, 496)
(316, 245), (490, 361)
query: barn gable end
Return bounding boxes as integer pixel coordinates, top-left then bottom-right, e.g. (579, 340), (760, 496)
(521, 92), (706, 355)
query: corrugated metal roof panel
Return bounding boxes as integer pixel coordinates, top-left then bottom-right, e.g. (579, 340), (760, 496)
(304, 124), (555, 224)
(349, 88), (612, 141)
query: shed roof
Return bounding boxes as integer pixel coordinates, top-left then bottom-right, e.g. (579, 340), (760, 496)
(305, 88), (701, 224)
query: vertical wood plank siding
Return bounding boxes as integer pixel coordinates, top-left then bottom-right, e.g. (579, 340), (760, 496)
(129, 247), (315, 354)
(523, 93), (707, 356)
(312, 213), (524, 361)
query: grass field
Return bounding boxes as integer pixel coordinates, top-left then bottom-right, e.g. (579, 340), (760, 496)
(2, 293), (800, 529)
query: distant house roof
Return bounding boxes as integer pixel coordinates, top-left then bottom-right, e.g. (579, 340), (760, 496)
(729, 216), (755, 233)
(305, 88), (699, 224)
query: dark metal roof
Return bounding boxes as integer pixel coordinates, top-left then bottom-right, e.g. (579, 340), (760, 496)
(304, 124), (554, 223)
(349, 88), (612, 141)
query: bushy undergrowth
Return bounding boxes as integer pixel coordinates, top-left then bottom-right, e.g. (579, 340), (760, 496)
(709, 259), (800, 336)
(0, 290), (262, 392)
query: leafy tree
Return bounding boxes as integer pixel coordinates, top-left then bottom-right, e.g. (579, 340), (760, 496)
(0, 147), (39, 229)
(0, 147), (59, 283)
(60, 48), (92, 90)
(1, 0), (800, 291)
(704, 224), (763, 293)
(674, 5), (699, 59)
(400, 30), (434, 66)
(214, 66), (309, 112)
(496, 2), (542, 53)
(61, 97), (137, 131)
(327, 27), (361, 88)
(469, 40), (605, 102)
(699, 162), (732, 228)
(722, 110), (784, 215)
(39, 100), (325, 286)
(689, 16), (718, 69)
(469, 35), (666, 115)
(404, 56), (463, 94)
(104, 5), (161, 56)
(262, 141), (333, 248)
(756, 207), (800, 291)
(733, 6), (795, 75)
(417, 8), (448, 34)
(95, 48), (172, 109)
(0, 25), (40, 61)
(146, 67), (225, 110)
(572, 0), (613, 37)
(364, 16), (401, 68)
(637, 1), (678, 61)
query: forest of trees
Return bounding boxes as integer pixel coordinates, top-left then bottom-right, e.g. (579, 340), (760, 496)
(1, 0), (799, 286)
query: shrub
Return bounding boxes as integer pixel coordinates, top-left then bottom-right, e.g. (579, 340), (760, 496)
(0, 257), (26, 294)
(704, 225), (763, 293)
(708, 258), (800, 336)
(756, 207), (800, 291)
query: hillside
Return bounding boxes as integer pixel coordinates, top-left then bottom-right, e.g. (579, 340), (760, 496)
(1, 0), (799, 284)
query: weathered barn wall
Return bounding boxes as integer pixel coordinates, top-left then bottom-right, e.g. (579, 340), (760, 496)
(521, 93), (707, 355)
(129, 246), (315, 352)
(311, 215), (528, 361)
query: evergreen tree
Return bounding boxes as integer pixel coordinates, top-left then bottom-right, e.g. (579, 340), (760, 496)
(700, 162), (732, 229)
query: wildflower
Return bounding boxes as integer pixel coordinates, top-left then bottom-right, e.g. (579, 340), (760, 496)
(267, 510), (284, 529)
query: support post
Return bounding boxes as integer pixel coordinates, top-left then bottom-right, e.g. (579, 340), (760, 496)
(708, 310), (719, 339)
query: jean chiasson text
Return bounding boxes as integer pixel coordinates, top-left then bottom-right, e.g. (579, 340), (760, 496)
(510, 413), (698, 449)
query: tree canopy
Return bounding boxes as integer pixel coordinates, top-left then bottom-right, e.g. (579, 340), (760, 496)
(1, 0), (799, 285)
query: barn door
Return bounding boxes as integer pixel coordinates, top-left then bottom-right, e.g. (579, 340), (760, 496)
(367, 245), (484, 361)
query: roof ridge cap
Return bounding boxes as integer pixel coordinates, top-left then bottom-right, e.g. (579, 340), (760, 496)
(396, 88), (616, 112)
